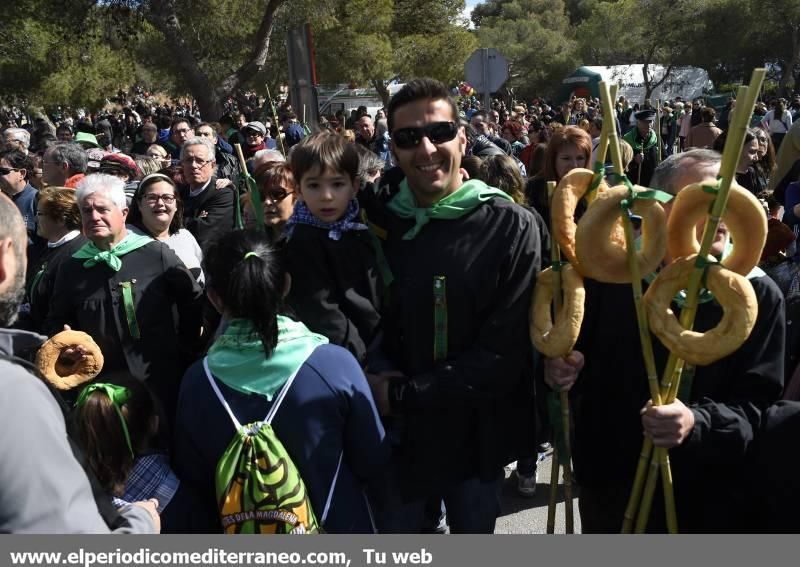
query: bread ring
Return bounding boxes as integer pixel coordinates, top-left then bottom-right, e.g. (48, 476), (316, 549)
(667, 180), (767, 275)
(575, 185), (667, 283)
(35, 330), (104, 390)
(551, 168), (609, 266)
(644, 255), (758, 366)
(530, 264), (586, 358)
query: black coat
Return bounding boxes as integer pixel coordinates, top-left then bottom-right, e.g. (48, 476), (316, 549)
(179, 178), (237, 252)
(285, 224), (382, 365)
(43, 239), (204, 418)
(19, 234), (87, 333)
(572, 274), (785, 532)
(360, 169), (542, 494)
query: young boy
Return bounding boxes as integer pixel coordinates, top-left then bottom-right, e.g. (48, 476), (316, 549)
(285, 132), (382, 365)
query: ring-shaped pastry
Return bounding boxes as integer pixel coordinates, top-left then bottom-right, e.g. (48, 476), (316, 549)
(575, 185), (667, 283)
(551, 168), (609, 267)
(530, 264), (586, 358)
(667, 180), (767, 276)
(35, 330), (104, 390)
(644, 255), (758, 366)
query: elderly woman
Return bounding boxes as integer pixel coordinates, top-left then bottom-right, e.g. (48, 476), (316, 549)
(128, 173), (204, 283)
(43, 174), (203, 418)
(19, 187), (87, 331)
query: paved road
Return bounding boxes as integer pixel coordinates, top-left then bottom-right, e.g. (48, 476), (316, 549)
(495, 452), (582, 534)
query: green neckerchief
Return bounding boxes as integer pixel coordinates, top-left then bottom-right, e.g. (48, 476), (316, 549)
(387, 178), (513, 240)
(72, 232), (152, 272)
(207, 316), (328, 401)
(623, 128), (658, 152)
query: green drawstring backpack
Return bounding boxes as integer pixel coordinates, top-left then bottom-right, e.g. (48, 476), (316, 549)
(203, 357), (319, 534)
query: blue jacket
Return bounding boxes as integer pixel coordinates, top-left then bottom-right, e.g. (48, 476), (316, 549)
(173, 343), (390, 533)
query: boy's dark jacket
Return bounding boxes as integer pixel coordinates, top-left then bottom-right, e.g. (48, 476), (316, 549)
(285, 223), (382, 365)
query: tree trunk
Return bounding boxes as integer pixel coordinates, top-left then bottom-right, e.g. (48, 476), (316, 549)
(779, 25), (800, 96)
(145, 0), (284, 120)
(372, 79), (391, 108)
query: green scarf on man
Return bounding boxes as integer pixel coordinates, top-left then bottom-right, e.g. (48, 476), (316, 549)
(72, 231), (152, 272)
(387, 178), (513, 240)
(623, 128), (658, 152)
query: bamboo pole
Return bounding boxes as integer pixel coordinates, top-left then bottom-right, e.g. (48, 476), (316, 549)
(266, 85), (287, 156)
(597, 80), (672, 533)
(546, 445), (559, 534)
(634, 68), (767, 533)
(656, 100), (662, 164)
(544, 180), (575, 534)
(234, 143), (265, 232)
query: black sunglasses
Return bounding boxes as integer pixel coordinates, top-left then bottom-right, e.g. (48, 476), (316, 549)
(0, 167), (20, 175)
(392, 121), (459, 149)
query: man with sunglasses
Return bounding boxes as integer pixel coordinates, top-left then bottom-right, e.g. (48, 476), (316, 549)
(362, 78), (541, 533)
(0, 149), (40, 252)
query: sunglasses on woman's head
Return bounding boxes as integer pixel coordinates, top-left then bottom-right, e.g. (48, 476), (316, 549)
(391, 121), (459, 150)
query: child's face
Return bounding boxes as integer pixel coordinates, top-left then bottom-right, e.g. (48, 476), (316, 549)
(297, 166), (358, 223)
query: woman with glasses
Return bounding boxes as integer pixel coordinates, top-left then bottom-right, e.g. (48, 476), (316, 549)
(19, 187), (87, 331)
(242, 162), (299, 242)
(128, 173), (204, 283)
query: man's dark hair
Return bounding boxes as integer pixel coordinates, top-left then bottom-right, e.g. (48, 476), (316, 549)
(0, 149), (33, 174)
(170, 117), (192, 132)
(75, 120), (94, 134)
(46, 142), (88, 175)
(387, 78), (459, 132)
(701, 107), (716, 123)
(590, 116), (603, 131)
(56, 123), (73, 135)
(471, 110), (489, 121)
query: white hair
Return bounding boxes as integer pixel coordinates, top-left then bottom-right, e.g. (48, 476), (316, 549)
(253, 148), (285, 163)
(180, 137), (216, 162)
(4, 128), (30, 148)
(75, 173), (128, 210)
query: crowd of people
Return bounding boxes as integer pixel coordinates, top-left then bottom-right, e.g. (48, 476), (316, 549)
(3, 78), (800, 534)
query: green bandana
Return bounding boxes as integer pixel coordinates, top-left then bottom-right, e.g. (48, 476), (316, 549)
(387, 178), (513, 240)
(208, 316), (328, 401)
(623, 128), (658, 152)
(73, 232), (152, 272)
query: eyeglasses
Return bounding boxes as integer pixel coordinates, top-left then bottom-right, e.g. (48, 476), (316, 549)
(263, 188), (293, 203)
(181, 157), (214, 167)
(245, 130), (264, 137)
(143, 194), (177, 205)
(0, 166), (20, 175)
(391, 121), (459, 150)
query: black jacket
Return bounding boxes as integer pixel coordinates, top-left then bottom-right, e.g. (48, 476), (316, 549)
(361, 168), (542, 494)
(19, 234), (87, 333)
(179, 178), (237, 252)
(43, 240), (204, 418)
(572, 273), (785, 532)
(285, 224), (382, 365)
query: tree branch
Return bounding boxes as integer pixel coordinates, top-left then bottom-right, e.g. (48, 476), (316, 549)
(143, 0), (210, 95)
(220, 0), (285, 93)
